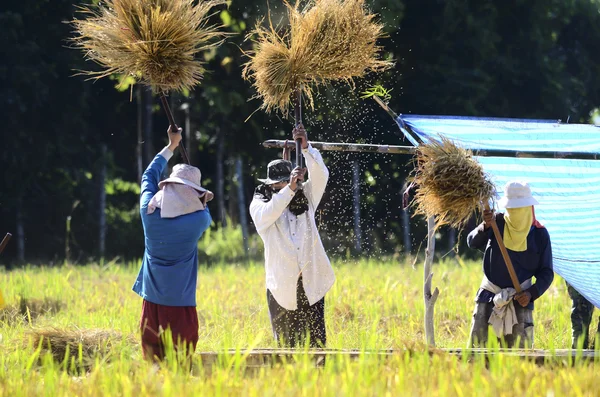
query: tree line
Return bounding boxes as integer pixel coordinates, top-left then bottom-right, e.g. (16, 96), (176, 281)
(2, 0), (600, 264)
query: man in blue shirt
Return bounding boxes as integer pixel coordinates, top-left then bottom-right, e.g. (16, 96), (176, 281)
(132, 126), (213, 361)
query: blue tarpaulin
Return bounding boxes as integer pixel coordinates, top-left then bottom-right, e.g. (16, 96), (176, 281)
(399, 115), (600, 309)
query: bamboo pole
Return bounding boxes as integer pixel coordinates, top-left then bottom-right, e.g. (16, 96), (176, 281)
(263, 140), (600, 160)
(484, 203), (522, 293)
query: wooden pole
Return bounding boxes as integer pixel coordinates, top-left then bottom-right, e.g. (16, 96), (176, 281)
(372, 95), (399, 121)
(0, 233), (12, 255)
(293, 89), (303, 168)
(264, 140), (416, 155)
(159, 92), (191, 165)
(424, 216), (439, 347)
(484, 203), (521, 293)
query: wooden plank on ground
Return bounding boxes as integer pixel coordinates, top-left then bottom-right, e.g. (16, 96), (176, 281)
(197, 348), (598, 368)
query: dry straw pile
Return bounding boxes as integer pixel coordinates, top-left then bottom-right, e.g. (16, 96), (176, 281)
(410, 137), (496, 229)
(25, 327), (134, 368)
(71, 0), (227, 93)
(243, 0), (393, 116)
(0, 297), (63, 326)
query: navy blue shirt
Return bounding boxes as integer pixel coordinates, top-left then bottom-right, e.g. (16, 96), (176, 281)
(467, 213), (554, 307)
(132, 154), (212, 306)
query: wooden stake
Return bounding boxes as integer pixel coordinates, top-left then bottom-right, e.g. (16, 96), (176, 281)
(484, 203), (521, 293)
(424, 216), (439, 346)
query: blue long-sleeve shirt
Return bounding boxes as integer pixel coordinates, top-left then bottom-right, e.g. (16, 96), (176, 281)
(467, 213), (554, 306)
(132, 150), (212, 306)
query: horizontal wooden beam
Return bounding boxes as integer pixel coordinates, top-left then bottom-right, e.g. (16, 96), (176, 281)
(263, 140), (416, 155)
(263, 140), (600, 160)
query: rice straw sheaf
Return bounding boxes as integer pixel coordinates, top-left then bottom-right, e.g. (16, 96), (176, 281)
(24, 327), (135, 368)
(410, 137), (496, 229)
(242, 0), (393, 116)
(0, 297), (63, 326)
(71, 0), (227, 93)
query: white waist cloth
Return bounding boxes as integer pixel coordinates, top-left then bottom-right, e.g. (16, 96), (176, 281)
(480, 275), (532, 337)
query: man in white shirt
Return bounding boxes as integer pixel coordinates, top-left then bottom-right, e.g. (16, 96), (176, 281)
(250, 125), (335, 348)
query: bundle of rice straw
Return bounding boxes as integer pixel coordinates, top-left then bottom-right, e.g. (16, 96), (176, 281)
(410, 136), (496, 229)
(242, 0), (393, 116)
(71, 0), (227, 93)
(25, 327), (134, 368)
(1, 297), (63, 326)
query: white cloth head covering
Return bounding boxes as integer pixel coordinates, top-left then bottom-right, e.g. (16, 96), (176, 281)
(147, 164), (214, 218)
(498, 181), (539, 209)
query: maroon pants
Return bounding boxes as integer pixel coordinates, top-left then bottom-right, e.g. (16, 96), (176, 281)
(140, 299), (199, 361)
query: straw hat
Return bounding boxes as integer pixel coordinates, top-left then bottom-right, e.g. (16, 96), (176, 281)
(159, 164), (213, 199)
(498, 181), (539, 209)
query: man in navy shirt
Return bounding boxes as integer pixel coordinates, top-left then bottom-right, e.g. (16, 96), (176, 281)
(467, 181), (554, 348)
(133, 126), (213, 361)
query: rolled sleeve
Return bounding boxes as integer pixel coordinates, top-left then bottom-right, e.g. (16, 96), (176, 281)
(158, 147), (174, 161)
(301, 144), (329, 208)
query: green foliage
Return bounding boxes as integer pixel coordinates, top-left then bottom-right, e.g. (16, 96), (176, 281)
(104, 178), (143, 258)
(104, 178), (141, 196)
(198, 219), (263, 265)
(360, 84), (392, 102)
(590, 108), (600, 125)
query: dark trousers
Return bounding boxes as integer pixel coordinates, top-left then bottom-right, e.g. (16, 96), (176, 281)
(468, 301), (534, 348)
(267, 277), (326, 348)
(140, 300), (199, 361)
(567, 282), (598, 349)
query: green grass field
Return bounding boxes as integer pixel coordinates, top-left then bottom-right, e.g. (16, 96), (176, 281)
(0, 259), (598, 396)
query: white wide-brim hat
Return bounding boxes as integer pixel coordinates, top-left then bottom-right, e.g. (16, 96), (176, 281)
(158, 164), (214, 200)
(497, 181), (539, 209)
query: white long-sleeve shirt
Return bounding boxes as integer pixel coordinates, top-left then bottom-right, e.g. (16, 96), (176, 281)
(250, 144), (335, 310)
